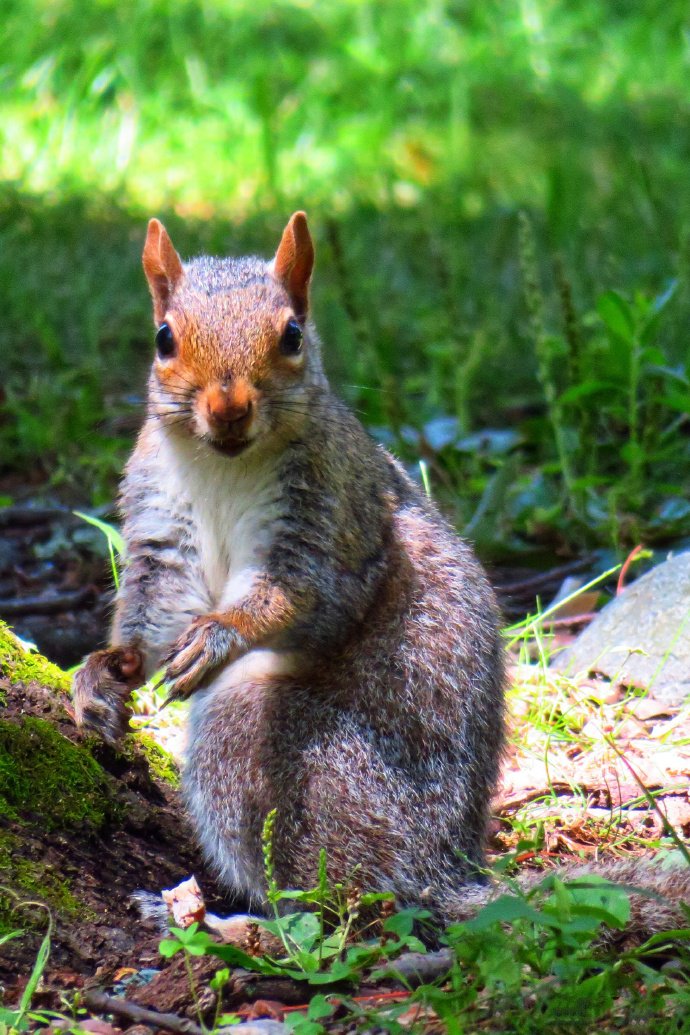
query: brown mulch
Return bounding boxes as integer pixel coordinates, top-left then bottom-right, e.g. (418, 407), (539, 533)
(495, 664), (690, 855)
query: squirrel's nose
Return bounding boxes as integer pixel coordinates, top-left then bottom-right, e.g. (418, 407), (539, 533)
(205, 382), (253, 431)
(211, 398), (251, 425)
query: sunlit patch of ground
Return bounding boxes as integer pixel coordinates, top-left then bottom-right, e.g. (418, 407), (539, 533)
(494, 659), (690, 862)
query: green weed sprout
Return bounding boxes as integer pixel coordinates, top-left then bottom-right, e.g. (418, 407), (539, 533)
(73, 511), (126, 590)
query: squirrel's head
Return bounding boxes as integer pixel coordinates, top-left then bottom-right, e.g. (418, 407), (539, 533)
(142, 212), (322, 459)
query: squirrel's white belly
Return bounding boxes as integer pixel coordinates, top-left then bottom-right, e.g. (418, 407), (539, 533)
(213, 646), (299, 690)
(162, 433), (282, 606)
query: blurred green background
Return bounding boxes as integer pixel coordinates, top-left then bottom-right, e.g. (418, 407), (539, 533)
(2, 0), (689, 559)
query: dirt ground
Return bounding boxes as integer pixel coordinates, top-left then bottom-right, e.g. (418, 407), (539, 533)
(2, 661), (689, 1032)
(0, 674), (232, 1008)
(1, 494), (688, 1031)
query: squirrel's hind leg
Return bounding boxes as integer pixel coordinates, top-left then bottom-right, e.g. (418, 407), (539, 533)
(183, 650), (305, 906)
(184, 664), (442, 911)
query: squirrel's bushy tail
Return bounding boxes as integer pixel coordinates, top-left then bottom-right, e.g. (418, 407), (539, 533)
(440, 857), (690, 947)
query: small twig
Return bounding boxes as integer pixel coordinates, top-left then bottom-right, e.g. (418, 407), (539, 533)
(0, 506), (70, 528)
(83, 991), (204, 1035)
(617, 544), (644, 596)
(513, 849), (573, 864)
(0, 587), (94, 616)
(369, 948), (454, 985)
(497, 781), (577, 812)
(543, 612), (596, 629)
(494, 557), (595, 597)
(281, 990), (412, 1015)
(227, 949), (456, 1004)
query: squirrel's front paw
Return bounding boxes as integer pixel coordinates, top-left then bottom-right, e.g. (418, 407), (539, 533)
(162, 617), (246, 702)
(73, 646), (144, 744)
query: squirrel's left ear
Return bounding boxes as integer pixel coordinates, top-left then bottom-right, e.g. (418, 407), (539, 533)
(142, 218), (184, 324)
(272, 212), (314, 319)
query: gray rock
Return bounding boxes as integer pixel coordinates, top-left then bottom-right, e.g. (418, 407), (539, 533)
(552, 552), (690, 706)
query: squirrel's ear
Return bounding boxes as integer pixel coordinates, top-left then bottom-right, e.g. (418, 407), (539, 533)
(142, 219), (184, 324)
(272, 211), (314, 318)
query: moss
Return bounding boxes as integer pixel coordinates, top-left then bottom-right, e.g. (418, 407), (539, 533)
(0, 620), (71, 694)
(0, 830), (89, 935)
(0, 716), (121, 830)
(135, 733), (181, 789)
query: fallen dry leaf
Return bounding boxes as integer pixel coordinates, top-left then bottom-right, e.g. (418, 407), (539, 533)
(237, 999), (286, 1021)
(112, 967), (137, 982)
(161, 874), (206, 928)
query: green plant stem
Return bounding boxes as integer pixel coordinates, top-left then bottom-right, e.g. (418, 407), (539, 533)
(603, 738), (690, 869)
(517, 212), (578, 513)
(504, 563), (621, 648)
(183, 951), (206, 1034)
(628, 333), (642, 495)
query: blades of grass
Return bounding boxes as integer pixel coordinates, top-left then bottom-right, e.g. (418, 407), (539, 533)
(73, 510), (126, 589)
(647, 603), (690, 692)
(14, 909), (52, 1030)
(603, 738), (690, 869)
(504, 563), (621, 648)
(0, 929), (23, 947)
(518, 212), (577, 512)
(418, 459), (432, 498)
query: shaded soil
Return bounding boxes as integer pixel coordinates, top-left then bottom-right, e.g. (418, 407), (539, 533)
(0, 675), (227, 1006)
(1, 491), (687, 1031)
(0, 499), (110, 666)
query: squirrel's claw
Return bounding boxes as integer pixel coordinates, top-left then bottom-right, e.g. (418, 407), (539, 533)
(72, 646), (144, 744)
(162, 618), (242, 702)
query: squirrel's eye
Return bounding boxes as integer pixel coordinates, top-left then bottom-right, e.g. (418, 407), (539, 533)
(279, 320), (303, 357)
(155, 323), (176, 358)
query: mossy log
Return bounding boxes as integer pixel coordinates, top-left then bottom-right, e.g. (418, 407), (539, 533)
(0, 622), (211, 984)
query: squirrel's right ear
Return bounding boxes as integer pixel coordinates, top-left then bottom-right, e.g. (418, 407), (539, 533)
(142, 219), (184, 324)
(271, 212), (314, 319)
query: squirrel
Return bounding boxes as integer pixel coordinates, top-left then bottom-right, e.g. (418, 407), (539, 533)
(73, 211), (505, 922)
(73, 213), (689, 937)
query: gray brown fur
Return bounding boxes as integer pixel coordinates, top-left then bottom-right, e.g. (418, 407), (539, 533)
(183, 435), (505, 914)
(449, 857), (690, 947)
(73, 215), (505, 922)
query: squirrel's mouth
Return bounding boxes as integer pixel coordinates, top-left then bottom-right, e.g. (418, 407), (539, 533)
(207, 436), (251, 458)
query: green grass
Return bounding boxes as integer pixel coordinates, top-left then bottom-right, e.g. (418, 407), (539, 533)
(156, 844), (690, 1034)
(144, 645), (690, 1032)
(1, 0), (690, 551)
